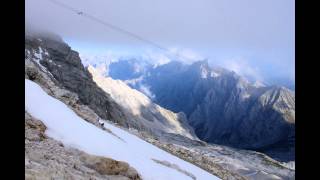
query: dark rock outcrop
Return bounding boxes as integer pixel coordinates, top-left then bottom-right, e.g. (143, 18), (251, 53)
(81, 155), (141, 179)
(25, 34), (129, 127)
(108, 59), (295, 161)
(25, 33), (199, 139)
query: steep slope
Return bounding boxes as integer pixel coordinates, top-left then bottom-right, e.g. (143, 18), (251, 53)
(25, 33), (128, 127)
(25, 32), (295, 179)
(88, 65), (197, 139)
(189, 84), (295, 149)
(25, 33), (197, 139)
(25, 47), (236, 179)
(107, 59), (295, 160)
(25, 79), (219, 180)
(25, 111), (141, 180)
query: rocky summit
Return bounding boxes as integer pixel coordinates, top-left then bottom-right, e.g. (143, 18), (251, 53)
(25, 32), (295, 180)
(25, 33), (198, 140)
(107, 59), (295, 161)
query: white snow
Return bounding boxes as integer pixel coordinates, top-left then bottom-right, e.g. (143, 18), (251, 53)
(25, 79), (218, 180)
(32, 47), (46, 72)
(88, 66), (196, 139)
(35, 47), (43, 59)
(210, 71), (220, 78)
(28, 47), (55, 79)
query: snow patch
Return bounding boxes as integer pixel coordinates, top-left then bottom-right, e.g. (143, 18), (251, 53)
(29, 47), (55, 79)
(25, 79), (218, 180)
(31, 47), (47, 73)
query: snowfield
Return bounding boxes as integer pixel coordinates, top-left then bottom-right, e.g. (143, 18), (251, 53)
(25, 79), (219, 180)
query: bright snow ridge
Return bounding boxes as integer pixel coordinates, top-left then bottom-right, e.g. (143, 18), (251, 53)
(25, 79), (219, 180)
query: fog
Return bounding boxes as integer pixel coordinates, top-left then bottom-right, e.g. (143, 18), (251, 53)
(26, 0), (294, 85)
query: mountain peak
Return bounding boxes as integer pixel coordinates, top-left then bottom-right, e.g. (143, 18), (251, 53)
(187, 60), (211, 78)
(253, 80), (266, 88)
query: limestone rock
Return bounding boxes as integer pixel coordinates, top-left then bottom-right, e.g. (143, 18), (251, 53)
(25, 111), (141, 180)
(80, 154), (141, 179)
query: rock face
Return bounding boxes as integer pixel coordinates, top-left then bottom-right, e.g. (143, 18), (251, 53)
(107, 59), (295, 160)
(133, 128), (295, 180)
(25, 32), (295, 179)
(25, 111), (141, 180)
(81, 155), (140, 179)
(25, 32), (197, 139)
(25, 33), (128, 127)
(88, 65), (197, 139)
(25, 44), (142, 179)
(188, 83), (295, 150)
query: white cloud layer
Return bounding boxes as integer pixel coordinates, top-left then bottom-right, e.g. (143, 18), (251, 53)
(26, 0), (294, 83)
(223, 58), (263, 81)
(221, 57), (263, 81)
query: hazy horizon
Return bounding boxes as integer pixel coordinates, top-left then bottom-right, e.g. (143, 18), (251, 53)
(26, 0), (294, 87)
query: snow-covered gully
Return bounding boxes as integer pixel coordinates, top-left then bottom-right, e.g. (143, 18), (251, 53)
(25, 79), (219, 180)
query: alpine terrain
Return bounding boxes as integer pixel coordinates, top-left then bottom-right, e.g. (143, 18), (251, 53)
(25, 32), (295, 180)
(102, 57), (295, 162)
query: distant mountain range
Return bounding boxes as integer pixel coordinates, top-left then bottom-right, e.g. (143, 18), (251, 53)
(106, 58), (295, 161)
(25, 34), (198, 141)
(25, 33), (295, 179)
(88, 65), (197, 140)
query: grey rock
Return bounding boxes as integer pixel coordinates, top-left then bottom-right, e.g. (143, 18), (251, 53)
(108, 59), (295, 161)
(25, 111), (141, 180)
(135, 130), (295, 180)
(25, 34), (129, 128)
(25, 33), (199, 140)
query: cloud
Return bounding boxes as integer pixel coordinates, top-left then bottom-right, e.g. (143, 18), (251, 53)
(79, 48), (265, 83)
(141, 47), (203, 66)
(221, 57), (263, 82)
(26, 0), (294, 50)
(142, 49), (171, 67)
(27, 0), (293, 84)
(139, 84), (155, 100)
(167, 47), (204, 63)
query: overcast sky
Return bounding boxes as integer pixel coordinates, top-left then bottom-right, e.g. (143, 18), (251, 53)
(26, 0), (295, 84)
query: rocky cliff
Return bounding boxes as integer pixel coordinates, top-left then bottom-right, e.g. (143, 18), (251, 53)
(88, 65), (197, 139)
(25, 32), (197, 139)
(25, 111), (141, 180)
(25, 32), (295, 179)
(107, 59), (295, 161)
